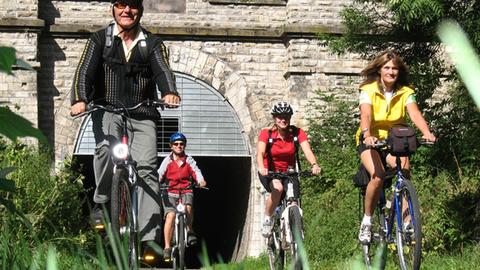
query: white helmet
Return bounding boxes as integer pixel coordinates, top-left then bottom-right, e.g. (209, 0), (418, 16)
(270, 101), (293, 116)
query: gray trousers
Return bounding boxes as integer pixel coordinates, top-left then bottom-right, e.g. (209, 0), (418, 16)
(92, 111), (161, 242)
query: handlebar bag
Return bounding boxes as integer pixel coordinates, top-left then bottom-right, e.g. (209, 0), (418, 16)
(387, 125), (417, 156)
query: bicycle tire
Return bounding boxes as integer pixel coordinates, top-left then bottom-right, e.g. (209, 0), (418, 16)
(360, 189), (387, 270)
(110, 167), (138, 269)
(289, 206), (304, 270)
(173, 215), (186, 270)
(267, 214), (285, 270)
(396, 179), (422, 270)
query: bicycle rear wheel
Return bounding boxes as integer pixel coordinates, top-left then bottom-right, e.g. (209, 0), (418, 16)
(267, 215), (285, 270)
(289, 205), (304, 270)
(111, 167), (138, 269)
(360, 189), (387, 270)
(396, 179), (422, 270)
(173, 215), (186, 270)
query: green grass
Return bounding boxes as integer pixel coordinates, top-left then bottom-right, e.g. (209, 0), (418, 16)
(209, 244), (480, 270)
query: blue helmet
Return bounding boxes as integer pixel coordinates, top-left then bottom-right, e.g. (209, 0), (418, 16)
(169, 132), (187, 143)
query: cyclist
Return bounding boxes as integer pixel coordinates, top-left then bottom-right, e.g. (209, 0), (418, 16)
(158, 132), (207, 261)
(356, 50), (436, 244)
(70, 0), (180, 258)
(257, 101), (321, 237)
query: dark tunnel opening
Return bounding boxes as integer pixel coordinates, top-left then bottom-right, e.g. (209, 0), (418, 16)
(74, 154), (251, 268)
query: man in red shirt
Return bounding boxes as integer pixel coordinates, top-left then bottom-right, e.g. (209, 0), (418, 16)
(158, 132), (207, 261)
(256, 102), (321, 237)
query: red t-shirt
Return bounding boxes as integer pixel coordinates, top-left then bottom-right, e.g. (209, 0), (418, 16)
(258, 127), (308, 172)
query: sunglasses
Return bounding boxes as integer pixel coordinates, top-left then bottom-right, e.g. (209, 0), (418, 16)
(113, 2), (140, 10)
(172, 142), (185, 147)
(274, 114), (291, 120)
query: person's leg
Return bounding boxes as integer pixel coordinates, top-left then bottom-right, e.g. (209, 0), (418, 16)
(129, 118), (161, 242)
(361, 149), (385, 216)
(265, 179), (283, 216)
(92, 111), (122, 204)
(91, 111), (121, 227)
(164, 212), (175, 250)
(359, 148), (385, 243)
(184, 193), (197, 245)
(262, 179), (283, 237)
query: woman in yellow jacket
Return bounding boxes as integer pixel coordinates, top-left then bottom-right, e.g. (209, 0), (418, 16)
(356, 50), (436, 244)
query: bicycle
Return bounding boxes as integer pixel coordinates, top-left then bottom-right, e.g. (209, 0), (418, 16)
(160, 182), (208, 270)
(265, 169), (311, 270)
(73, 99), (164, 270)
(358, 137), (434, 270)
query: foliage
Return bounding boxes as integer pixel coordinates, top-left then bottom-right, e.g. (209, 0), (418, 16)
(0, 139), (97, 268)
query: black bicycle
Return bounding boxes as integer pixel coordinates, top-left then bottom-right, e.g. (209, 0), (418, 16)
(74, 99), (164, 269)
(358, 138), (433, 270)
(160, 182), (208, 270)
(266, 169), (311, 270)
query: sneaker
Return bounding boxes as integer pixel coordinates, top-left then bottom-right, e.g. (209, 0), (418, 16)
(358, 223), (372, 244)
(163, 247), (171, 262)
(90, 203), (104, 230)
(262, 219), (274, 238)
(187, 232), (198, 246)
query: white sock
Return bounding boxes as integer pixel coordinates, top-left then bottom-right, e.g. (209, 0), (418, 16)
(362, 215), (372, 226)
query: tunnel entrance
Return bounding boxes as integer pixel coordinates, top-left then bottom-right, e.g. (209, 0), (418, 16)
(74, 154), (250, 267)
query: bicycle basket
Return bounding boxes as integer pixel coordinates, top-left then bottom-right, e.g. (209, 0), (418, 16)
(386, 125), (417, 157)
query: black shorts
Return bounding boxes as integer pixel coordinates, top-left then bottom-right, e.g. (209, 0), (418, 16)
(357, 144), (388, 162)
(258, 172), (301, 199)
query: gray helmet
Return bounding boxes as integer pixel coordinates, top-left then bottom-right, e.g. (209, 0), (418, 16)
(270, 101), (293, 116)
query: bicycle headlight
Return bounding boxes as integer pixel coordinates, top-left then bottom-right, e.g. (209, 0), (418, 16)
(112, 143), (129, 160)
(176, 202), (185, 213)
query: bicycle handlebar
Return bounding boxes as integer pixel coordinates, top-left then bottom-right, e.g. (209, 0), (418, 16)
(267, 170), (313, 178)
(71, 99), (166, 119)
(369, 139), (435, 150)
(159, 182), (209, 192)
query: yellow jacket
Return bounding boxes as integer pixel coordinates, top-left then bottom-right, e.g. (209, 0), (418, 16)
(355, 81), (415, 145)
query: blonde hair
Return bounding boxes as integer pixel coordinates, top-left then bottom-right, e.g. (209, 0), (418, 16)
(359, 50), (410, 91)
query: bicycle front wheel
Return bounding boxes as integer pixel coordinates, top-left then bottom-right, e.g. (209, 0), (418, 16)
(289, 206), (304, 270)
(111, 167), (137, 269)
(396, 179), (422, 270)
(267, 215), (284, 270)
(173, 215), (186, 270)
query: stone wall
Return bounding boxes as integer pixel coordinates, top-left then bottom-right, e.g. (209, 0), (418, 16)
(0, 0), (365, 259)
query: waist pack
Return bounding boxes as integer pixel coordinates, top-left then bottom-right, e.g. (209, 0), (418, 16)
(353, 164), (370, 187)
(387, 125), (417, 156)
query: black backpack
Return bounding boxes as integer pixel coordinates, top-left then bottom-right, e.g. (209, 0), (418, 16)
(102, 22), (149, 63)
(265, 125), (301, 171)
